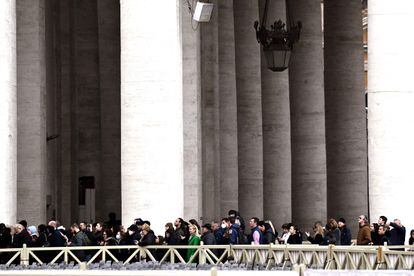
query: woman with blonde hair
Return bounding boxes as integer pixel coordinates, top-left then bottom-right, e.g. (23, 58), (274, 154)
(186, 224), (201, 262)
(305, 222), (324, 245)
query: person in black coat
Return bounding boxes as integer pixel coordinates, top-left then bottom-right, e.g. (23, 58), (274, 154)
(138, 224), (157, 261)
(374, 225), (390, 246)
(287, 224), (302, 244)
(261, 222), (277, 244)
(201, 224), (216, 245)
(389, 219), (406, 250)
(338, 218), (352, 245)
(305, 222), (324, 245)
(12, 224), (32, 248)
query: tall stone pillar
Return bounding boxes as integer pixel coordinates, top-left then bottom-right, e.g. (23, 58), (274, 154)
(368, 0), (414, 230)
(200, 0), (219, 222)
(97, 0), (121, 221)
(260, 0), (292, 225)
(17, 0), (47, 224)
(121, 0), (184, 233)
(234, 0), (264, 220)
(0, 0), (17, 225)
(182, 4), (202, 221)
(73, 0), (101, 222)
(289, 0), (327, 230)
(324, 0), (367, 233)
(217, 0), (239, 218)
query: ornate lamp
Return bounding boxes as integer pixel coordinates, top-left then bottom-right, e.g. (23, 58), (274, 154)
(254, 0), (302, 71)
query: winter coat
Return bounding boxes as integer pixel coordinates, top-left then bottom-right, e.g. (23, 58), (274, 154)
(201, 231), (216, 245)
(307, 233), (324, 245)
(389, 222), (406, 246)
(357, 224), (372, 245)
(186, 235), (201, 262)
(340, 226), (352, 245)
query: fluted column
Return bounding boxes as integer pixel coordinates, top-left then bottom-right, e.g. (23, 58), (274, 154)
(234, 0), (264, 220)
(324, 0), (367, 233)
(97, 0), (121, 221)
(121, 0), (184, 233)
(260, 0), (292, 225)
(17, 0), (47, 224)
(0, 0), (17, 225)
(368, 0), (414, 230)
(289, 0), (326, 230)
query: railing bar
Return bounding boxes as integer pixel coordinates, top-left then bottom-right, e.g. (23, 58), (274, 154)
(124, 248), (140, 264)
(6, 251), (21, 266)
(159, 248), (171, 264)
(105, 248), (119, 263)
(188, 248), (200, 264)
(29, 251), (43, 265)
(87, 249), (103, 265)
(50, 250), (64, 264)
(172, 248), (186, 263)
(143, 248), (157, 262)
(67, 250), (82, 265)
(205, 248), (219, 262)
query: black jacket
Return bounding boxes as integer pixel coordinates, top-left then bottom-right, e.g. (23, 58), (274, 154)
(307, 233), (324, 245)
(201, 231), (216, 245)
(262, 230), (276, 244)
(389, 222), (406, 245)
(340, 226), (352, 245)
(138, 231), (156, 246)
(12, 229), (32, 248)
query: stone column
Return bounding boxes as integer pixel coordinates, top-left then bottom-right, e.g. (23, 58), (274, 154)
(73, 0), (101, 222)
(368, 0), (414, 230)
(17, 0), (47, 224)
(217, 0), (239, 218)
(200, 0), (219, 222)
(97, 0), (121, 221)
(121, 0), (184, 233)
(234, 0), (264, 220)
(324, 0), (367, 233)
(289, 0), (327, 230)
(260, 0), (292, 225)
(0, 0), (17, 225)
(182, 3), (202, 221)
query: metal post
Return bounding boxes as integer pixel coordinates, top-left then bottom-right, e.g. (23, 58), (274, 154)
(20, 244), (29, 266)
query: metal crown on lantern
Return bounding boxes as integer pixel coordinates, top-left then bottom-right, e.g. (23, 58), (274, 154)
(254, 0), (302, 71)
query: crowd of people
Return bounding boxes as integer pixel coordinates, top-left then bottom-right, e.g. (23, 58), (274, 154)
(0, 211), (413, 263)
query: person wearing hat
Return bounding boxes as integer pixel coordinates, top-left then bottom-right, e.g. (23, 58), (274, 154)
(201, 223), (216, 246)
(126, 224), (141, 245)
(338, 218), (352, 245)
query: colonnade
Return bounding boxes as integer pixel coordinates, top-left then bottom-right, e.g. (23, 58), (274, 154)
(0, 0), (412, 236)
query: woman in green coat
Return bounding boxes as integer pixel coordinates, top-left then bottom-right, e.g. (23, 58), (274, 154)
(186, 224), (201, 262)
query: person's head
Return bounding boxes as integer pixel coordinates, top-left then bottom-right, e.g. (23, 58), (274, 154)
(410, 229), (414, 238)
(189, 219), (200, 228)
(338, 218), (346, 228)
(37, 224), (46, 234)
(378, 225), (387, 235)
(141, 224), (151, 235)
(127, 224), (138, 235)
(327, 219), (338, 230)
(229, 217), (237, 226)
(165, 222), (174, 232)
(71, 223), (80, 233)
(79, 222), (87, 231)
(18, 220), (27, 229)
(228, 210), (238, 218)
(95, 222), (103, 232)
(174, 218), (184, 228)
(249, 217), (259, 228)
(281, 223), (290, 233)
(189, 224), (199, 236)
(258, 221), (265, 232)
(48, 220), (57, 229)
(103, 229), (114, 238)
(15, 224), (24, 234)
(313, 223), (324, 235)
(358, 215), (368, 226)
(288, 224), (296, 235)
(378, 216), (388, 225)
(27, 226), (38, 236)
(202, 223), (211, 234)
(108, 212), (116, 221)
(221, 218), (230, 228)
(393, 219), (402, 226)
(211, 221), (219, 232)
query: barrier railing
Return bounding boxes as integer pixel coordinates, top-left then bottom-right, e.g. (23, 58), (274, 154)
(1, 244), (414, 270)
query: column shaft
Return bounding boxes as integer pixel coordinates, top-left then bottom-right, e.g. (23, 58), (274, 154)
(121, 0), (184, 233)
(0, 0), (17, 225)
(324, 0), (367, 234)
(234, 0), (264, 220)
(182, 4), (202, 221)
(17, 0), (47, 224)
(260, 0), (292, 225)
(289, 0), (327, 230)
(97, 0), (121, 221)
(368, 0), (414, 230)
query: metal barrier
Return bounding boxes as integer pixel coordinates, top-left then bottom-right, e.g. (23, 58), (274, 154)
(1, 244), (414, 270)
